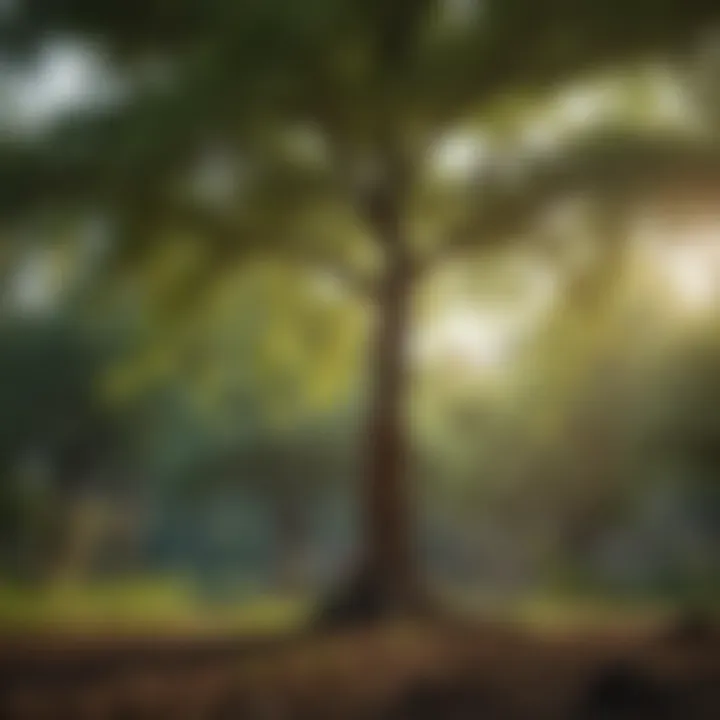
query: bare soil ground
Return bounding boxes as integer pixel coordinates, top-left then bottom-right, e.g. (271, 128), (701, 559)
(1, 617), (719, 719)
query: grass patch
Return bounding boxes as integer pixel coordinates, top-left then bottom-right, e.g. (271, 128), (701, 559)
(0, 579), (310, 635)
(444, 587), (720, 634)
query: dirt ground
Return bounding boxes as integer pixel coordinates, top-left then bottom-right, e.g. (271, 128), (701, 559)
(1, 617), (719, 719)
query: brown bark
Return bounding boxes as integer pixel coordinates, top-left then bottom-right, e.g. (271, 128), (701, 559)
(359, 259), (417, 604)
(318, 264), (425, 626)
(318, 232), (430, 625)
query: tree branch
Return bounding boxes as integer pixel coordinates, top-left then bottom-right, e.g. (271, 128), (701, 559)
(420, 128), (720, 274)
(156, 197), (376, 300)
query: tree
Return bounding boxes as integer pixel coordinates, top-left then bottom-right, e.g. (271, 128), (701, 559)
(0, 313), (121, 582)
(4, 0), (720, 620)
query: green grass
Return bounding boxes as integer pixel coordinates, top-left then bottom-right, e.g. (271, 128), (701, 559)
(0, 579), (310, 634)
(1, 579), (717, 637)
(444, 586), (720, 634)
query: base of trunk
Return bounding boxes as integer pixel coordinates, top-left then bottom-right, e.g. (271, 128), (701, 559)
(314, 565), (434, 629)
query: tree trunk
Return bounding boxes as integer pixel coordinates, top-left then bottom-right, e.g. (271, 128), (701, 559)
(318, 256), (428, 625)
(362, 261), (416, 596)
